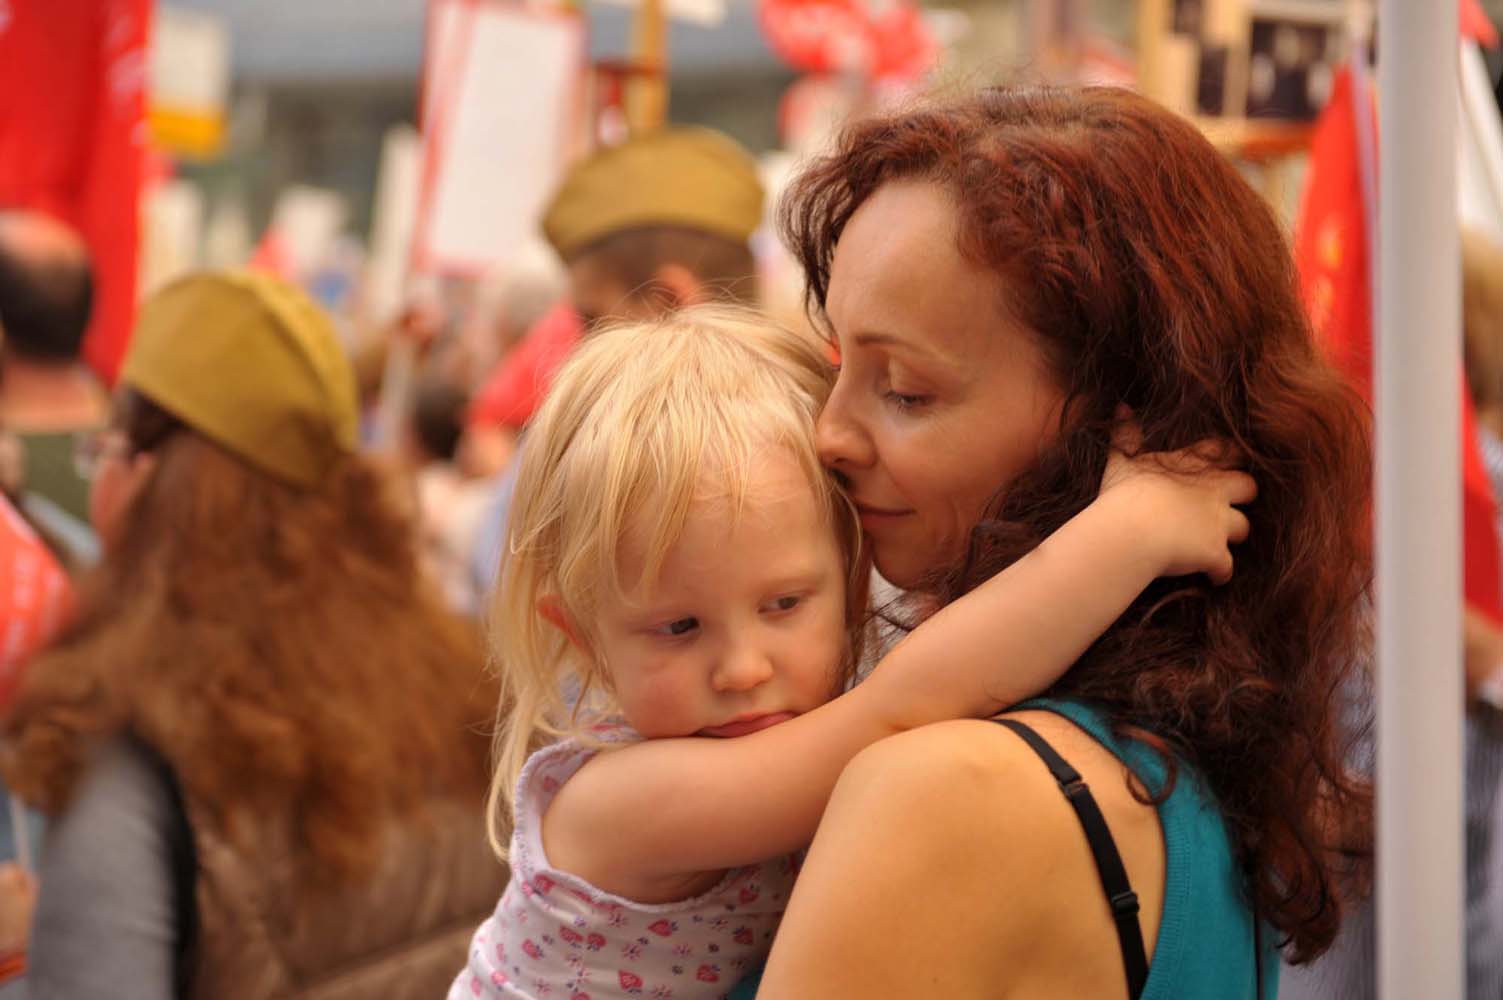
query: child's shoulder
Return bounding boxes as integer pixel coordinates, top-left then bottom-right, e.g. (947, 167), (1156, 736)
(516, 726), (638, 819)
(519, 735), (612, 805)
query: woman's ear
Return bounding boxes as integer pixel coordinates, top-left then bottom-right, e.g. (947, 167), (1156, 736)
(537, 595), (584, 651)
(124, 451), (159, 496)
(90, 445), (159, 552)
(648, 263), (708, 310)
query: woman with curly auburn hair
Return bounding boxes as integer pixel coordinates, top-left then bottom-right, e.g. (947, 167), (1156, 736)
(0, 271), (503, 1000)
(737, 86), (1373, 999)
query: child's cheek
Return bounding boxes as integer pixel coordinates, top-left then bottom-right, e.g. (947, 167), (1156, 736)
(620, 655), (703, 738)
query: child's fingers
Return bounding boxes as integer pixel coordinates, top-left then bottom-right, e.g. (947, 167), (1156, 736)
(1207, 547), (1236, 586)
(1226, 507), (1251, 546)
(1150, 438), (1247, 476)
(1187, 437), (1245, 468)
(1220, 470), (1258, 506)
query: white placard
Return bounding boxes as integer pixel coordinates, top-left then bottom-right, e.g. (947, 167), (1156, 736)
(151, 5), (230, 115)
(365, 125), (424, 327)
(267, 186), (346, 280)
(416, 3), (584, 276)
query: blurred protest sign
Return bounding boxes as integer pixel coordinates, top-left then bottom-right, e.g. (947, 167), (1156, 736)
(365, 126), (425, 329)
(414, 1), (586, 276)
(149, 6), (230, 160)
(252, 186), (347, 283)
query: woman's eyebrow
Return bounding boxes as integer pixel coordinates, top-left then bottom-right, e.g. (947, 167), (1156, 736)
(852, 330), (963, 368)
(851, 331), (903, 349)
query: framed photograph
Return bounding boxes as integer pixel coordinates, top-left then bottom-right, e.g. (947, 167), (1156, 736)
(1148, 0), (1345, 122)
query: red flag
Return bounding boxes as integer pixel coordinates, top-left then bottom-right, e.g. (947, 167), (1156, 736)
(0, 0), (153, 385)
(1296, 70), (1374, 394)
(1296, 66), (1503, 622)
(759, 0), (936, 81)
(0, 499), (71, 708)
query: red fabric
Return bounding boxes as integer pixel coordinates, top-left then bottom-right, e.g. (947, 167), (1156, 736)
(1462, 396), (1503, 622)
(1296, 70), (1375, 394)
(1463, 0), (1499, 48)
(758, 0), (935, 80)
(1296, 66), (1503, 622)
(0, 498), (70, 708)
(467, 302), (583, 430)
(0, 0), (152, 385)
(249, 228), (294, 280)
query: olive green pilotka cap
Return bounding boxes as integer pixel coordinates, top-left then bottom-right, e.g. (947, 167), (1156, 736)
(541, 127), (765, 260)
(121, 270), (359, 488)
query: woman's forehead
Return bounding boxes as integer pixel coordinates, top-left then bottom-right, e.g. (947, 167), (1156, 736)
(827, 183), (1012, 365)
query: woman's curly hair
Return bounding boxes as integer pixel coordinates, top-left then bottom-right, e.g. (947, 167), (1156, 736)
(2, 391), (495, 884)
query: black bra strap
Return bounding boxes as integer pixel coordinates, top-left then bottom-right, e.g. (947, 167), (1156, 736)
(993, 718), (1149, 1000)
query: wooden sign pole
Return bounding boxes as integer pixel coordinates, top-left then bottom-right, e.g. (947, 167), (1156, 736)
(627, 0), (669, 132)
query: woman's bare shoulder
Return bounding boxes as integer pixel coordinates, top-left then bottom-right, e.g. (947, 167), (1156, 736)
(759, 715), (1165, 998)
(841, 713), (1156, 860)
(839, 717), (1070, 820)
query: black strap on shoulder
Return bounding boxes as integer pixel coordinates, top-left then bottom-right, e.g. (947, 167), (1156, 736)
(992, 718), (1149, 1000)
(1254, 913), (1264, 998)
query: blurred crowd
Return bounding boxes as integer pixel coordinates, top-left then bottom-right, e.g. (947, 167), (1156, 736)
(0, 48), (1501, 1000)
(0, 121), (772, 998)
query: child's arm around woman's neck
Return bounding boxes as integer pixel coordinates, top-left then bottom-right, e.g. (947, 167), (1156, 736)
(539, 455), (1251, 903)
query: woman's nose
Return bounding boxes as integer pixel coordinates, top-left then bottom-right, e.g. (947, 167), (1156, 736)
(815, 388), (874, 471)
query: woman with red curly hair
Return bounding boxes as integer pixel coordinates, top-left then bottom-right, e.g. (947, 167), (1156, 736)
(0, 272), (504, 999)
(746, 86), (1372, 998)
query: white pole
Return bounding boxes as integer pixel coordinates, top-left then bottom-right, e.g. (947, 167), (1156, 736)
(1377, 0), (1464, 996)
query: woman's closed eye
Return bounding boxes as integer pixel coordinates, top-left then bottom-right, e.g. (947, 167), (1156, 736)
(884, 389), (930, 410)
(880, 370), (932, 411)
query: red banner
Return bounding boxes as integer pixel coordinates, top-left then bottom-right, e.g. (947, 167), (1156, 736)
(1296, 66), (1503, 622)
(759, 0), (935, 81)
(0, 499), (70, 707)
(0, 0), (153, 385)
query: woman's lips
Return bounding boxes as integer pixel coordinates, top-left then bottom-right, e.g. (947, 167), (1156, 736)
(852, 501), (912, 528)
(699, 711), (797, 738)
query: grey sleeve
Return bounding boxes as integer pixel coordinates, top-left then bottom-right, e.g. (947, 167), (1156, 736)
(24, 739), (184, 1000)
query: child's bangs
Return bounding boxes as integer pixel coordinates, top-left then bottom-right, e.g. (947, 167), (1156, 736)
(596, 382), (835, 608)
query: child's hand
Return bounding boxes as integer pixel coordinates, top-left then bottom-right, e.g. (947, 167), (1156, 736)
(1099, 424), (1257, 585)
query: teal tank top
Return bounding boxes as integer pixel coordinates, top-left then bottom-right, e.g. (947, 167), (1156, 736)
(727, 697), (1279, 999)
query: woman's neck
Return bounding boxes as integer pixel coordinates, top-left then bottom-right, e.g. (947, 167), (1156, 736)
(0, 355), (107, 431)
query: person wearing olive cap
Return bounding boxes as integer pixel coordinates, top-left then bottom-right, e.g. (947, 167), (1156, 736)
(466, 126), (767, 597)
(0, 271), (504, 1000)
(540, 125), (764, 326)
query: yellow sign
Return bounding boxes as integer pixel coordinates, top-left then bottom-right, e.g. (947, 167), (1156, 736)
(150, 6), (230, 159)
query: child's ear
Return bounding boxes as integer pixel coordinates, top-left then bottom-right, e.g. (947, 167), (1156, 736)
(537, 595), (584, 651)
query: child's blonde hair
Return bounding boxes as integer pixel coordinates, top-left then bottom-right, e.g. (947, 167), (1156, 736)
(485, 305), (866, 855)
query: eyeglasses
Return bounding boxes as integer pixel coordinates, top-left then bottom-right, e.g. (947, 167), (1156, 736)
(72, 429), (131, 481)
